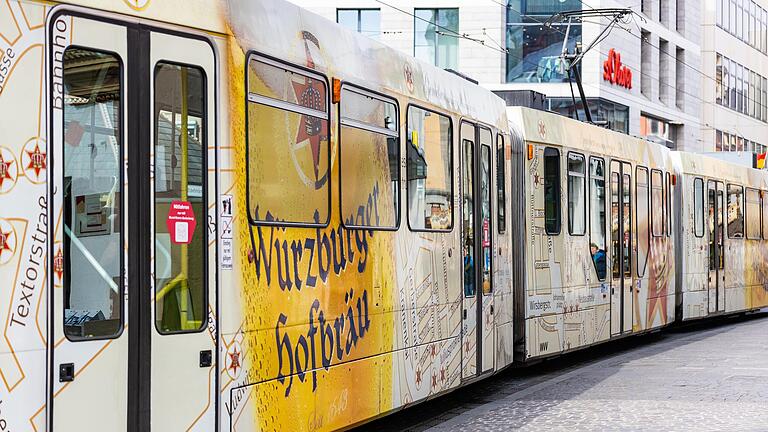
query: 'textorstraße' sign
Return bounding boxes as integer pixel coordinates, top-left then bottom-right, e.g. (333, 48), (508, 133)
(603, 48), (632, 89)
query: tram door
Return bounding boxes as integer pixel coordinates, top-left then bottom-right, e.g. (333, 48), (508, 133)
(609, 161), (633, 335)
(708, 181), (726, 313)
(460, 122), (495, 379)
(49, 13), (217, 431)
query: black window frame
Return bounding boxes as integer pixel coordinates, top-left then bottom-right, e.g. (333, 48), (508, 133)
(405, 103), (455, 233)
(651, 169), (665, 238)
(588, 156), (607, 281)
(567, 151), (587, 236)
(543, 146), (562, 235)
(244, 51), (332, 228)
(745, 186), (761, 240)
(152, 60), (209, 335)
(693, 177), (705, 238)
(636, 165), (650, 278)
(497, 133), (506, 234)
(338, 82), (401, 231)
(61, 45), (125, 342)
(727, 183), (745, 239)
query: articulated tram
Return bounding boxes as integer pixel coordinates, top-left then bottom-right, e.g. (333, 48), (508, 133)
(0, 0), (766, 430)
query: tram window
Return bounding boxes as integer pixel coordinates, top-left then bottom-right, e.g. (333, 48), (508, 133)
(727, 184), (744, 238)
(651, 170), (664, 237)
(543, 147), (561, 235)
(589, 157), (607, 280)
(746, 188), (761, 239)
(763, 191), (768, 239)
(567, 153), (586, 236)
(246, 55), (330, 226)
(406, 106), (453, 231)
(497, 134), (506, 234)
(636, 167), (650, 277)
(481, 144), (492, 295)
(340, 86), (399, 229)
(62, 48), (123, 340)
(666, 172), (672, 236)
(154, 63), (207, 334)
(693, 178), (704, 238)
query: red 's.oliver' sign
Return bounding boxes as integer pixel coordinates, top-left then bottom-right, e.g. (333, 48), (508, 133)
(166, 200), (196, 244)
(603, 48), (632, 89)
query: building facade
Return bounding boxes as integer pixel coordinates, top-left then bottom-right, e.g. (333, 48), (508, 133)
(293, 0), (710, 152)
(703, 0), (768, 154)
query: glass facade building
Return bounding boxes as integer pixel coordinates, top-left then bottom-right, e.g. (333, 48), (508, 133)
(337, 9), (381, 40)
(414, 8), (459, 70)
(505, 0), (582, 83)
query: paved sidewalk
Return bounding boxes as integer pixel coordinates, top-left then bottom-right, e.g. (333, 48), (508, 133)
(360, 313), (768, 431)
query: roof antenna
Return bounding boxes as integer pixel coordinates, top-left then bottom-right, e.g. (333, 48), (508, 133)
(546, 8), (633, 125)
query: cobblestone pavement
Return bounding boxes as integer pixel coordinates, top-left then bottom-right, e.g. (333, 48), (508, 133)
(357, 312), (768, 431)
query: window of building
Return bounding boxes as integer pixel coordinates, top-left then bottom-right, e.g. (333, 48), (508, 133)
(337, 8), (381, 39)
(407, 106), (453, 231)
(62, 48), (123, 340)
(497, 134), (506, 233)
(659, 39), (669, 103)
(567, 153), (586, 235)
(676, 48), (685, 109)
(651, 169), (664, 237)
(716, 130), (723, 151)
(246, 55), (330, 226)
(641, 30), (652, 98)
(414, 8), (459, 70)
(694, 178), (704, 237)
(548, 98), (629, 134)
(544, 147), (561, 235)
(636, 167), (650, 277)
(716, 54), (723, 105)
(340, 86), (399, 229)
(589, 157), (607, 280)
(505, 0), (582, 83)
(727, 184), (744, 238)
(746, 188), (761, 239)
(154, 63), (207, 334)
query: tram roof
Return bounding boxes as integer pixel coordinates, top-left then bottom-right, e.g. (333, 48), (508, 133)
(53, 0), (508, 129)
(672, 151), (768, 187)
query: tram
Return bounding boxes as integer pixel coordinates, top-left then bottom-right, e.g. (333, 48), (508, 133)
(0, 0), (767, 431)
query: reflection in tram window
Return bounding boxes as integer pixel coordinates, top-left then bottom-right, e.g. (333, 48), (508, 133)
(246, 55), (329, 225)
(636, 167), (649, 277)
(340, 87), (399, 228)
(407, 106), (453, 230)
(745, 188), (761, 239)
(694, 178), (704, 238)
(62, 48), (123, 340)
(622, 173), (632, 277)
(651, 170), (664, 237)
(154, 63), (207, 334)
(567, 153), (586, 235)
(708, 184), (717, 271)
(762, 190), (768, 238)
(727, 184), (744, 238)
(589, 157), (606, 280)
(463, 139), (475, 297)
(481, 144), (492, 295)
(543, 147), (561, 235)
(497, 135), (506, 234)
(611, 172), (620, 279)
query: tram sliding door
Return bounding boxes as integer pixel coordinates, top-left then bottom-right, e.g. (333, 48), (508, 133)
(609, 161), (633, 335)
(708, 180), (726, 313)
(460, 122), (494, 379)
(49, 12), (217, 431)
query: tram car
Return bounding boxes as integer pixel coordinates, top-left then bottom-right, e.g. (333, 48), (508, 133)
(0, 0), (767, 431)
(672, 152), (768, 320)
(508, 107), (677, 361)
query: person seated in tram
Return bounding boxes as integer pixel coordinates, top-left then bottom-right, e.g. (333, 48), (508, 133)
(590, 243), (607, 280)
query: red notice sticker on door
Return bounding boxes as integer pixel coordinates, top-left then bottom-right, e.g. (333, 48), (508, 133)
(166, 200), (197, 244)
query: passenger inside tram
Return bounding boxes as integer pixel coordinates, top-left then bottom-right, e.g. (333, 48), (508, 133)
(590, 243), (607, 280)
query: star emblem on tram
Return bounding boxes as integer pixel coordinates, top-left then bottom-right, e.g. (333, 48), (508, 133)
(0, 228), (12, 260)
(25, 144), (46, 177)
(228, 345), (242, 375)
(0, 153), (12, 189)
(292, 77), (325, 186)
(53, 248), (65, 282)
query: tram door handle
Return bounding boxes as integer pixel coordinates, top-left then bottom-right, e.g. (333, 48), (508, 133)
(59, 363), (74, 382)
